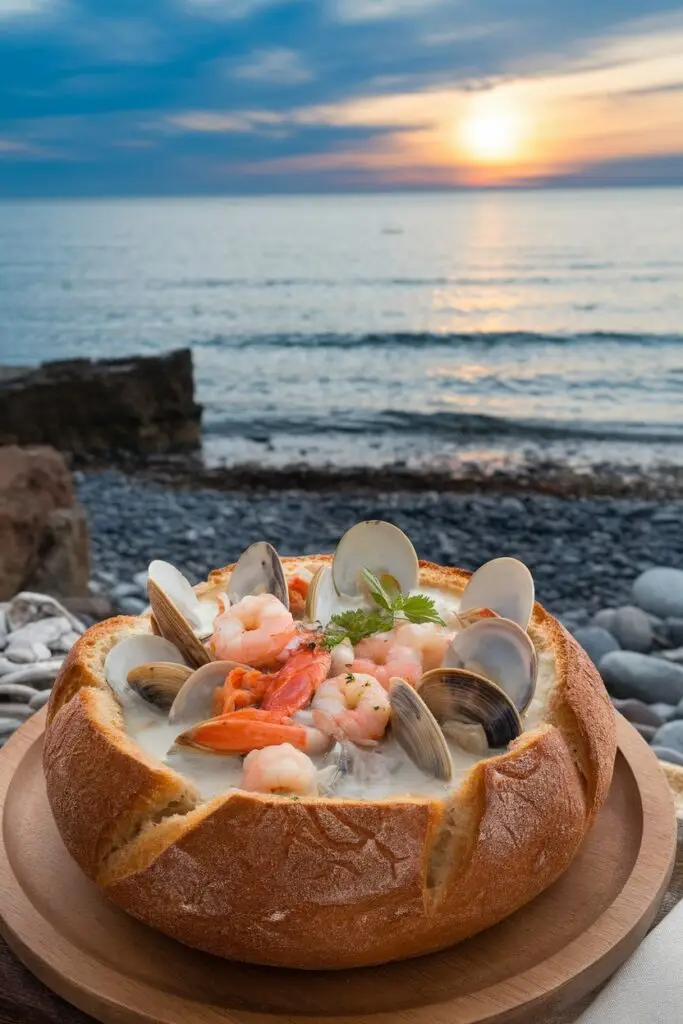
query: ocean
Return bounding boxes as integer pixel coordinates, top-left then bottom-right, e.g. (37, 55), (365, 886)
(1, 189), (682, 477)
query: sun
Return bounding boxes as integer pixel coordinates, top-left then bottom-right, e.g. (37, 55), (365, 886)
(458, 98), (526, 164)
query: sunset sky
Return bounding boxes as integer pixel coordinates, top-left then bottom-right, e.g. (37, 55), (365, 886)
(1, 0), (682, 195)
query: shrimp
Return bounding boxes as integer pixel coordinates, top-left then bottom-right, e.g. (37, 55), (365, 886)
(175, 707), (330, 756)
(392, 621), (455, 673)
(311, 673), (390, 746)
(352, 632), (423, 688)
(287, 576), (310, 618)
(261, 645), (332, 716)
(209, 593), (296, 668)
(329, 639), (354, 676)
(240, 743), (318, 796)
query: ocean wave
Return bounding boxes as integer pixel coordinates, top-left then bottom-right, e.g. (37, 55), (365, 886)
(205, 408), (683, 445)
(196, 330), (683, 352)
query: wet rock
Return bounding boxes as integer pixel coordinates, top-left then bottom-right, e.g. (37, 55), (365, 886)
(592, 608), (617, 633)
(29, 689), (51, 710)
(610, 606), (653, 653)
(0, 446), (90, 600)
(0, 683), (39, 702)
(611, 698), (663, 728)
(633, 567), (683, 619)
(600, 651), (683, 704)
(650, 702), (678, 723)
(652, 720), (683, 753)
(652, 746), (683, 767)
(573, 626), (620, 666)
(0, 349), (201, 456)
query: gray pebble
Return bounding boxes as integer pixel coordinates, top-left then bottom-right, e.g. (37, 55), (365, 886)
(633, 567), (683, 619)
(666, 619), (683, 647)
(4, 643), (39, 664)
(0, 683), (39, 702)
(592, 608), (617, 632)
(600, 651), (683, 704)
(650, 702), (678, 723)
(0, 718), (19, 737)
(133, 570), (149, 593)
(656, 647), (683, 664)
(0, 702), (33, 721)
(634, 723), (657, 743)
(7, 616), (74, 648)
(652, 720), (683, 753)
(652, 746), (683, 767)
(574, 626), (621, 666)
(117, 596), (146, 616)
(6, 592), (84, 633)
(50, 630), (81, 654)
(610, 605), (654, 653)
(611, 698), (663, 728)
(29, 690), (51, 711)
(0, 661), (64, 690)
(0, 657), (17, 677)
(112, 581), (144, 601)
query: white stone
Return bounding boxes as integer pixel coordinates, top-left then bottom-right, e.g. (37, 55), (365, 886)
(6, 616), (73, 648)
(5, 643), (38, 664)
(29, 690), (51, 711)
(50, 630), (81, 654)
(6, 592), (85, 634)
(1, 661), (63, 690)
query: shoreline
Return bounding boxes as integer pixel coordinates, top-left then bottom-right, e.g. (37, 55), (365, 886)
(72, 452), (683, 501)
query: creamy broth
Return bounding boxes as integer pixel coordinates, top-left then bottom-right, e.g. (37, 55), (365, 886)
(120, 583), (553, 802)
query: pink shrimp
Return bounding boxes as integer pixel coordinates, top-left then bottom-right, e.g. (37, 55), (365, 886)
(352, 632), (423, 688)
(240, 743), (319, 795)
(209, 593), (296, 668)
(312, 673), (390, 746)
(392, 621), (455, 672)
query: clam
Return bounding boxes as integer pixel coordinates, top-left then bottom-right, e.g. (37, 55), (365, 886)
(126, 662), (193, 710)
(148, 560), (220, 640)
(148, 576), (213, 669)
(305, 565), (336, 625)
(227, 542), (288, 609)
(332, 521), (419, 598)
(169, 660), (247, 727)
(417, 667), (523, 749)
(443, 617), (537, 712)
(104, 635), (187, 704)
(459, 557), (535, 630)
(388, 677), (453, 781)
(317, 741), (352, 794)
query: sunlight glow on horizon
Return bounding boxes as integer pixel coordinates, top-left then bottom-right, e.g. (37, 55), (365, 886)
(457, 96), (527, 165)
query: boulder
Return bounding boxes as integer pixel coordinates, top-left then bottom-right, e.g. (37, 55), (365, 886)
(600, 651), (683, 705)
(0, 348), (201, 456)
(633, 567), (683, 619)
(609, 605), (653, 653)
(573, 626), (620, 667)
(0, 446), (90, 600)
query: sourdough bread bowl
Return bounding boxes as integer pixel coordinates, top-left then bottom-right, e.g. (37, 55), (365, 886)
(44, 551), (616, 970)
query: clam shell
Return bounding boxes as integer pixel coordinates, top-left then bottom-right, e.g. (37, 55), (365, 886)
(104, 635), (186, 701)
(168, 660), (247, 726)
(459, 557), (535, 630)
(148, 560), (219, 640)
(444, 616), (537, 712)
(148, 579), (213, 669)
(305, 565), (336, 625)
(227, 542), (288, 609)
(127, 662), (193, 710)
(332, 521), (419, 598)
(417, 667), (523, 749)
(388, 677), (453, 781)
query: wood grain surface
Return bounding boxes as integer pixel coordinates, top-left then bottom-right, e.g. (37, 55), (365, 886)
(0, 711), (676, 1024)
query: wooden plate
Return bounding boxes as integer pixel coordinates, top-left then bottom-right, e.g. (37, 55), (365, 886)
(0, 710), (676, 1024)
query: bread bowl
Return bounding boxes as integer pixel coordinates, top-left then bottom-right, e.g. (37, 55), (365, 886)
(44, 524), (616, 970)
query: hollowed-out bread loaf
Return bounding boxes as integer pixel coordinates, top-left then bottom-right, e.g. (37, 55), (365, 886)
(44, 558), (616, 969)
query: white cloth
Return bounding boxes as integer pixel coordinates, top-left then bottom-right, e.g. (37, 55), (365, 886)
(577, 897), (683, 1023)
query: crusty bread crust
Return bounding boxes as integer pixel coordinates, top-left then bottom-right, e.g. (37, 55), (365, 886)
(44, 557), (616, 969)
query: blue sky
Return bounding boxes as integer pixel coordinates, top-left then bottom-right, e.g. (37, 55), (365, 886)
(1, 0), (682, 194)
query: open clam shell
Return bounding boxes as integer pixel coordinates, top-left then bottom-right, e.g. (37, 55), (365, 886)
(443, 616), (537, 712)
(388, 677), (453, 781)
(127, 662), (193, 710)
(332, 521), (419, 598)
(148, 579), (213, 669)
(148, 560), (220, 640)
(227, 542), (289, 609)
(104, 635), (187, 703)
(168, 660), (247, 727)
(417, 667), (523, 749)
(305, 565), (336, 626)
(459, 557), (535, 630)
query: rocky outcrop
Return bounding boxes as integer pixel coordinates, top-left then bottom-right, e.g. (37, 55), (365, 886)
(0, 348), (202, 456)
(0, 446), (90, 600)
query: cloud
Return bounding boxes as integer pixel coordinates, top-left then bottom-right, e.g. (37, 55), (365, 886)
(334, 0), (446, 23)
(0, 0), (55, 19)
(231, 47), (313, 84)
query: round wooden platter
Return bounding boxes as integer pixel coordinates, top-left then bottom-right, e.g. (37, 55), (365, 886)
(0, 711), (676, 1024)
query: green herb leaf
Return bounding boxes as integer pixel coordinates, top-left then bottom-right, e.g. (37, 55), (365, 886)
(321, 608), (394, 648)
(396, 593), (446, 626)
(361, 568), (394, 611)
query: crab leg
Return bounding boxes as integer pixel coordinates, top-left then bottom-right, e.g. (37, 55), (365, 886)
(175, 707), (330, 756)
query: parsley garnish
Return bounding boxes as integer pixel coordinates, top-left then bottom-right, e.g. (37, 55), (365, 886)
(321, 567), (445, 648)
